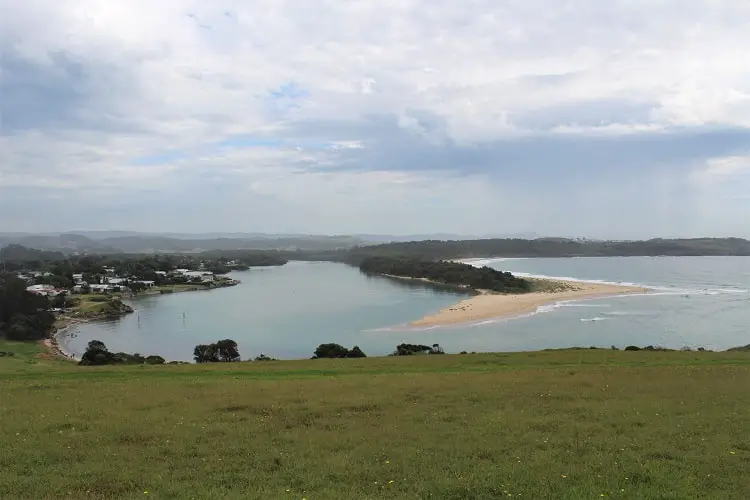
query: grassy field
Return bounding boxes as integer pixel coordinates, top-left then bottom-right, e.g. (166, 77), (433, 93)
(2, 342), (750, 499)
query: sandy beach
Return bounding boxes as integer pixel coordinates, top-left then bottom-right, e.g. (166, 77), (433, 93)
(410, 279), (649, 327)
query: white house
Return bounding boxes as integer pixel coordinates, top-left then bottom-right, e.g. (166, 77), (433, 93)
(26, 284), (64, 297)
(183, 271), (214, 282)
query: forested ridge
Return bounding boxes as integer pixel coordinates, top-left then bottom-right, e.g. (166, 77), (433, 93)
(342, 237), (750, 264)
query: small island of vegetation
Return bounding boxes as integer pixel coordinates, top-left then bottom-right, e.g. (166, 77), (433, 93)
(358, 256), (532, 293)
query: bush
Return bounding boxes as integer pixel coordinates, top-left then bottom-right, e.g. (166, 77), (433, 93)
(193, 344), (219, 363)
(193, 339), (240, 363)
(313, 343), (350, 359)
(347, 346), (367, 358)
(624, 345), (641, 351)
(254, 354), (277, 361)
(393, 343), (433, 356)
(79, 340), (166, 366)
(79, 340), (117, 366)
(429, 344), (445, 355)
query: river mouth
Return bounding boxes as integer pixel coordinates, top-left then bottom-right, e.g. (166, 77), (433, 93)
(61, 257), (750, 361)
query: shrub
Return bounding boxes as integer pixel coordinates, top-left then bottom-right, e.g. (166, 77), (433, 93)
(624, 345), (641, 351)
(254, 354), (277, 361)
(193, 340), (240, 363)
(79, 340), (165, 366)
(429, 344), (445, 355)
(347, 346), (367, 358)
(312, 343), (350, 359)
(393, 343), (433, 356)
(193, 344), (219, 363)
(145, 355), (166, 365)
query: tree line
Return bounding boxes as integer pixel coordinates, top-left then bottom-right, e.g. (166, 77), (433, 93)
(0, 245), (288, 275)
(335, 237), (750, 264)
(358, 256), (532, 293)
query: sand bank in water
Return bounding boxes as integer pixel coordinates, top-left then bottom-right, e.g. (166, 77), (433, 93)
(410, 279), (649, 327)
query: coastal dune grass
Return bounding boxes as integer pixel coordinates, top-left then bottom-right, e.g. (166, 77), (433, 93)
(2, 347), (750, 499)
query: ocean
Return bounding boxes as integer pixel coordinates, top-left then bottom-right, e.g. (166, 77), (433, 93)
(60, 257), (750, 361)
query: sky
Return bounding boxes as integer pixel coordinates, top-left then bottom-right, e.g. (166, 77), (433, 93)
(1, 1), (749, 239)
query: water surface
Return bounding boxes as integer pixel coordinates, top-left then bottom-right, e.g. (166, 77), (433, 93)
(61, 257), (750, 360)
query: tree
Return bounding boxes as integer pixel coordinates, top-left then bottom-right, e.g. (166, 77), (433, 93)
(193, 344), (219, 363)
(312, 343), (350, 359)
(0, 273), (55, 341)
(127, 281), (147, 295)
(347, 346), (367, 358)
(429, 344), (445, 355)
(215, 339), (241, 362)
(193, 340), (240, 363)
(254, 354), (277, 361)
(394, 343), (433, 356)
(79, 340), (116, 366)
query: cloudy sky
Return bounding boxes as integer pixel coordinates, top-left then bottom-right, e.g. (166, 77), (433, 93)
(1, 1), (749, 238)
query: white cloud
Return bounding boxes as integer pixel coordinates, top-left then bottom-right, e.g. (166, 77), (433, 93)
(1, 0), (750, 235)
(692, 156), (750, 184)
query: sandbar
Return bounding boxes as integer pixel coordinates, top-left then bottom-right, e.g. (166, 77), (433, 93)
(410, 279), (649, 327)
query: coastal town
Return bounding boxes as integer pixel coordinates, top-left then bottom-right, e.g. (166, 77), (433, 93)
(19, 266), (230, 298)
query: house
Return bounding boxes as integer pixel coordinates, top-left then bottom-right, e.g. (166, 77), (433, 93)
(90, 284), (113, 293)
(183, 271), (214, 282)
(134, 280), (155, 287)
(72, 273), (85, 284)
(26, 284), (65, 297)
(16, 273), (34, 283)
(107, 278), (127, 285)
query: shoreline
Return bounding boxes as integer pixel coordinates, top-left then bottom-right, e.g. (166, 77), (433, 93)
(410, 278), (649, 327)
(48, 279), (241, 361)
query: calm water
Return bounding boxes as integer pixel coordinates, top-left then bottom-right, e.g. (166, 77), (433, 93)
(60, 257), (750, 361)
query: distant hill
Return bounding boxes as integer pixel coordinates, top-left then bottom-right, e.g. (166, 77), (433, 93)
(0, 233), (368, 254)
(2, 232), (749, 258)
(0, 244), (66, 262)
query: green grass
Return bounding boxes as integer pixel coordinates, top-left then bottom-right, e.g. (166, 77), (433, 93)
(2, 346), (750, 499)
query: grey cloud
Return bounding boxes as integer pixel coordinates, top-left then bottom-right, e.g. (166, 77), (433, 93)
(0, 48), (140, 135)
(0, 50), (90, 132)
(283, 112), (750, 183)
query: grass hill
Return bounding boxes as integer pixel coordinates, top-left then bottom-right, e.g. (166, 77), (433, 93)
(2, 341), (750, 499)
